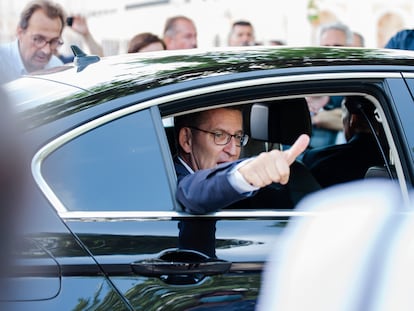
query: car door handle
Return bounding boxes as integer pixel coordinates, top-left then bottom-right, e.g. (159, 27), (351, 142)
(131, 248), (231, 283)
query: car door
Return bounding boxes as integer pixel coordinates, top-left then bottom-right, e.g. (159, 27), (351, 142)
(378, 76), (414, 186)
(35, 92), (292, 311)
(33, 71), (414, 311)
(1, 185), (132, 311)
(397, 75), (414, 180)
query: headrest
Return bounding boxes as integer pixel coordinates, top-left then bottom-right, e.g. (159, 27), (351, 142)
(249, 98), (312, 145)
(344, 96), (375, 115)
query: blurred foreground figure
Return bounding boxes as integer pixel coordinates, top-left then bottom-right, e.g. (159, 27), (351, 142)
(0, 87), (26, 297)
(257, 179), (414, 311)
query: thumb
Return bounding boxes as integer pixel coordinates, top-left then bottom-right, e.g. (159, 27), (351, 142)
(284, 134), (310, 165)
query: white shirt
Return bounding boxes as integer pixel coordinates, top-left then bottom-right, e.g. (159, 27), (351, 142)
(0, 39), (63, 85)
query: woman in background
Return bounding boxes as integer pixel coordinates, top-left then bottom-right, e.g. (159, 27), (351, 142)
(128, 32), (166, 53)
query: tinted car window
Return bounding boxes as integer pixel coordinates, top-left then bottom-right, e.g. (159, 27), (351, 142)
(42, 109), (174, 211)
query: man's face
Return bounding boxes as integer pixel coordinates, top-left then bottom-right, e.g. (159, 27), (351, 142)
(166, 19), (197, 50)
(181, 108), (243, 171)
(228, 25), (255, 46)
(17, 9), (63, 73)
(320, 29), (347, 47)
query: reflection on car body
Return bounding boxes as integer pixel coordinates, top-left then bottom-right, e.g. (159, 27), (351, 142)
(2, 45), (414, 310)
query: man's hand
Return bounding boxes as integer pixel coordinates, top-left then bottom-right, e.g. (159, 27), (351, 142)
(69, 15), (104, 57)
(306, 96), (329, 114)
(312, 108), (343, 131)
(238, 134), (310, 188)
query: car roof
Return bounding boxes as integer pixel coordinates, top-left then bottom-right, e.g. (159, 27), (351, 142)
(9, 45), (414, 89)
(5, 45), (414, 129)
(22, 45), (414, 83)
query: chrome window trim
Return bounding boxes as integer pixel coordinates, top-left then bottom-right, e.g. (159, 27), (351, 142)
(31, 71), (403, 219)
(362, 94), (410, 205)
(401, 73), (414, 78)
(60, 210), (315, 222)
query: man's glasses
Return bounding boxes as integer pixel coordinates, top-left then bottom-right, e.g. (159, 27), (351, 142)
(189, 126), (249, 147)
(31, 35), (64, 49)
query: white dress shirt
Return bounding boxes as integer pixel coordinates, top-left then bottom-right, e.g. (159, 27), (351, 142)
(0, 39), (63, 85)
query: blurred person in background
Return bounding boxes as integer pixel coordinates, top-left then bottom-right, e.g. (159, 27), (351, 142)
(302, 96), (383, 188)
(163, 15), (197, 50)
(128, 32), (166, 53)
(319, 21), (353, 47)
(307, 21), (354, 148)
(58, 14), (103, 63)
(228, 20), (256, 46)
(384, 28), (414, 50)
(270, 39), (286, 46)
(352, 31), (365, 47)
(0, 0), (65, 84)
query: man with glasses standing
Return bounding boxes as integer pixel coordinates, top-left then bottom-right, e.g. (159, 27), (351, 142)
(0, 0), (65, 85)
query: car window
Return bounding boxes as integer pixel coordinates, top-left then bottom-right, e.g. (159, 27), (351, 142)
(42, 109), (175, 212)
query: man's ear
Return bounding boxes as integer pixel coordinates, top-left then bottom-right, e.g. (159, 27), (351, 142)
(179, 127), (192, 153)
(16, 27), (24, 39)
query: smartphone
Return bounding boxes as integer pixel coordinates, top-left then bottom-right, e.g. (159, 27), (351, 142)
(66, 16), (73, 27)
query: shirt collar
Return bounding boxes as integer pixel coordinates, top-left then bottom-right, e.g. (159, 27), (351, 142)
(178, 156), (194, 174)
(12, 39), (27, 75)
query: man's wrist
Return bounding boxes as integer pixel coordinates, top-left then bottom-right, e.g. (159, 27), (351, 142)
(228, 159), (259, 193)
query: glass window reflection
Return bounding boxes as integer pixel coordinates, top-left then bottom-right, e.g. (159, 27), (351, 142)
(43, 109), (173, 211)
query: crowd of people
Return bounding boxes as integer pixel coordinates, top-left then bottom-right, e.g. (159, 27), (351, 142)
(1, 0), (413, 85)
(2, 0), (410, 153)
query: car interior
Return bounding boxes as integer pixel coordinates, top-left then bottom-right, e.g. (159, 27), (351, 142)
(163, 92), (395, 210)
(245, 98), (322, 205)
(346, 97), (396, 180)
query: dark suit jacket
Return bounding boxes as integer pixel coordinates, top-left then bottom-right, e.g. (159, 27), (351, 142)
(302, 133), (384, 188)
(175, 157), (253, 214)
(175, 157), (297, 213)
(175, 157), (244, 257)
(174, 157), (294, 257)
(174, 156), (321, 257)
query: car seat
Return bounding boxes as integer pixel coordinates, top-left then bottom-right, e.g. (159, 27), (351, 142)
(248, 99), (321, 205)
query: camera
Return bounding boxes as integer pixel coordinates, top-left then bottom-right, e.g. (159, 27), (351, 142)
(66, 16), (73, 27)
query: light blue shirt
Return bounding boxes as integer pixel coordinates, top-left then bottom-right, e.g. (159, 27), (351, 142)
(0, 39), (63, 85)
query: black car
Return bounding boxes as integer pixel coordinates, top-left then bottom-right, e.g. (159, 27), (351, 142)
(2, 45), (414, 310)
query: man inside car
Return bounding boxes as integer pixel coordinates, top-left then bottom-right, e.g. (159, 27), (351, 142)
(173, 106), (309, 257)
(174, 106), (310, 214)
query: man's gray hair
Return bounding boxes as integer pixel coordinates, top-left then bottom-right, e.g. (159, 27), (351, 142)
(163, 15), (193, 37)
(318, 22), (353, 46)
